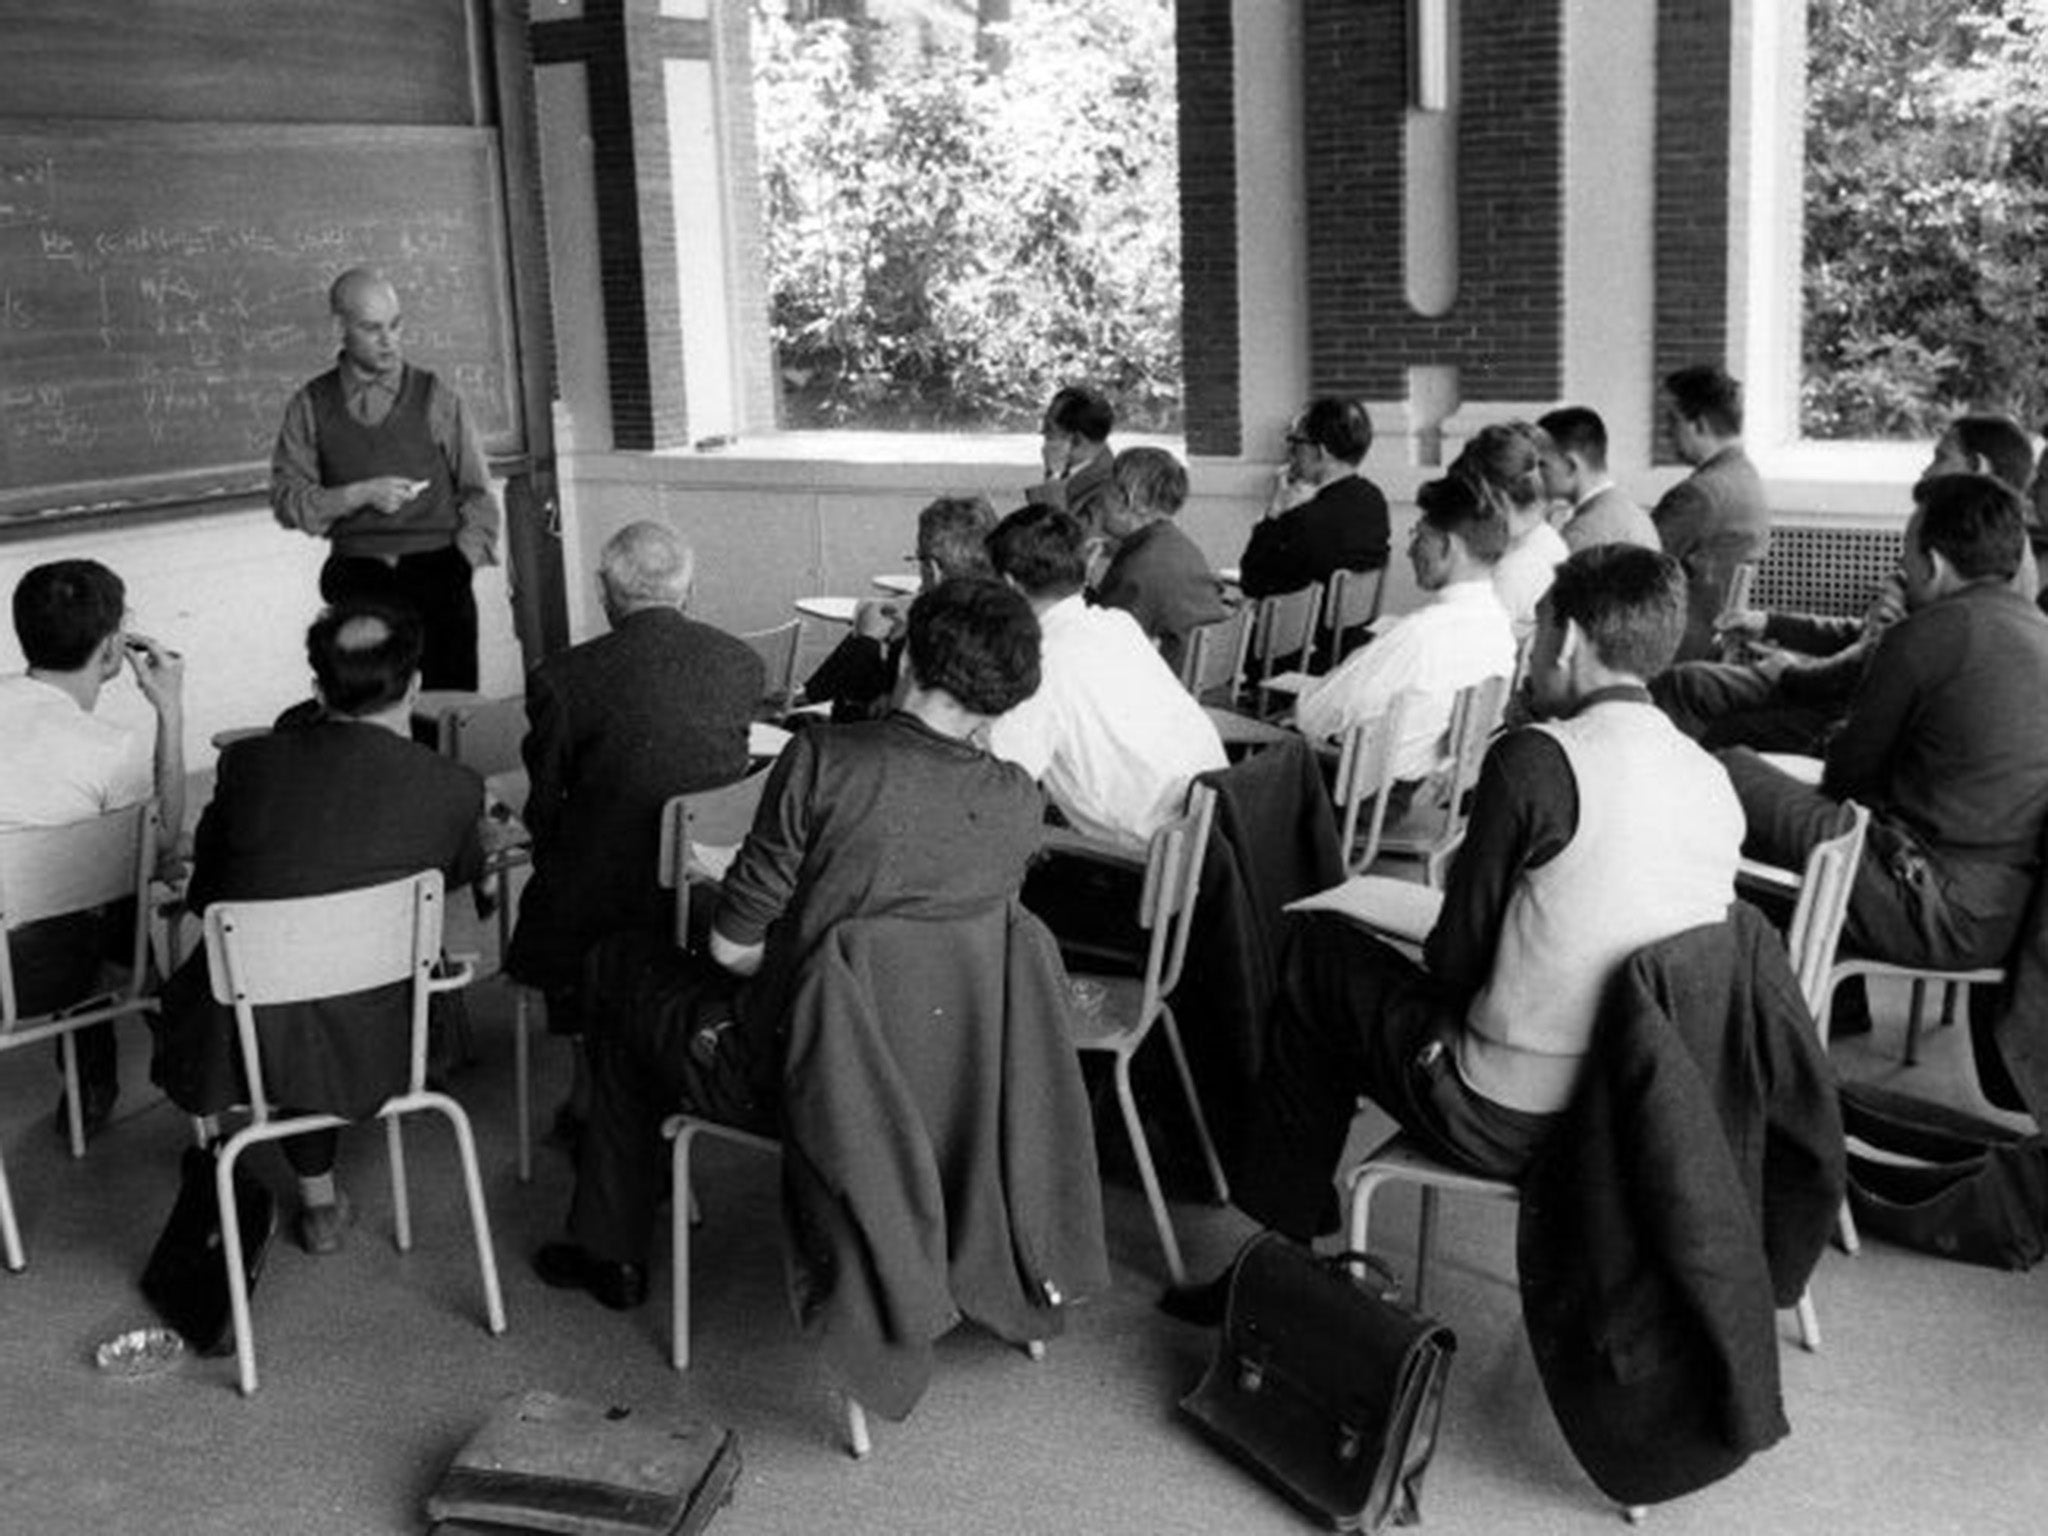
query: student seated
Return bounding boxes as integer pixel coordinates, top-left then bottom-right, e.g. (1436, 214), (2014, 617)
(1292, 475), (1516, 787)
(1168, 546), (1743, 1318)
(1457, 421), (1570, 648)
(987, 505), (1225, 855)
(534, 578), (1050, 1310)
(1092, 447), (1226, 676)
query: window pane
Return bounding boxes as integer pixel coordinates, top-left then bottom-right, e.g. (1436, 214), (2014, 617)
(1802, 0), (2048, 440)
(752, 0), (1183, 434)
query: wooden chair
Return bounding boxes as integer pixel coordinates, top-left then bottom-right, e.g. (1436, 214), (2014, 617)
(739, 620), (803, 714)
(1331, 692), (1416, 877)
(1715, 560), (1763, 662)
(1061, 783), (1228, 1284)
(0, 801), (159, 1271)
(1179, 602), (1252, 707)
(1320, 565), (1387, 669)
(201, 870), (504, 1393)
(1246, 584), (1323, 715)
(1370, 674), (1512, 887)
(1342, 810), (1872, 1354)
(662, 906), (1073, 1458)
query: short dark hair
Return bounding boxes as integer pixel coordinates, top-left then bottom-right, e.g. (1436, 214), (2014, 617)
(1451, 421), (1552, 514)
(987, 504), (1087, 597)
(917, 496), (997, 581)
(1664, 364), (1744, 436)
(1948, 413), (2036, 496)
(1536, 406), (1608, 470)
(1544, 544), (1689, 679)
(12, 559), (125, 671)
(1044, 385), (1114, 445)
(1297, 396), (1374, 466)
(1112, 447), (1189, 518)
(307, 600), (424, 716)
(904, 576), (1041, 716)
(1912, 473), (2026, 583)
(1416, 475), (1511, 564)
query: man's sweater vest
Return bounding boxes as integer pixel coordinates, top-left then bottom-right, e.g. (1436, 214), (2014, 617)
(312, 365), (458, 557)
(1456, 701), (1743, 1114)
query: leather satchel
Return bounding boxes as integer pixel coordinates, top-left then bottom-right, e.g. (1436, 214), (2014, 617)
(140, 1143), (277, 1357)
(1181, 1233), (1456, 1532)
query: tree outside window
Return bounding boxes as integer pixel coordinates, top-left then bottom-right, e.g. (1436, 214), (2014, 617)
(1803, 0), (2048, 440)
(752, 0), (1182, 434)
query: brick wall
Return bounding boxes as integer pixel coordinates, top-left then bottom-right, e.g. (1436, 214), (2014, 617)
(1177, 0), (1240, 457)
(1652, 0), (1734, 462)
(1301, 0), (1565, 402)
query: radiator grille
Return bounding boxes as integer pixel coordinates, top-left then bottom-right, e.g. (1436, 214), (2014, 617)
(1754, 524), (1900, 619)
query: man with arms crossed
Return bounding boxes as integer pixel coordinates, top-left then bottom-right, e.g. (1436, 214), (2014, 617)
(271, 266), (501, 690)
(1167, 546), (1743, 1317)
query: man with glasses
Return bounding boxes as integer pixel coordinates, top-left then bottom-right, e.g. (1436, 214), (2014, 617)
(1237, 396), (1390, 599)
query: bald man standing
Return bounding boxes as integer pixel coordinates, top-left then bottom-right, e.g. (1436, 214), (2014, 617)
(271, 266), (500, 690)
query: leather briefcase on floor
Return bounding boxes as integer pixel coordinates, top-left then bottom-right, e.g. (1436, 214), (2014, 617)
(426, 1390), (740, 1536)
(1181, 1233), (1456, 1533)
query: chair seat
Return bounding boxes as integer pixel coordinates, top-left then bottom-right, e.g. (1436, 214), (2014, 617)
(1063, 973), (1147, 1052)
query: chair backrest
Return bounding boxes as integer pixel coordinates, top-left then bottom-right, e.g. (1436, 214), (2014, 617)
(1784, 800), (1870, 1017)
(1331, 693), (1416, 875)
(0, 800), (157, 1026)
(1247, 584), (1322, 687)
(1135, 782), (1218, 1010)
(739, 621), (802, 710)
(1180, 603), (1252, 704)
(1715, 561), (1762, 662)
(438, 695), (528, 778)
(1321, 566), (1387, 668)
(657, 766), (775, 947)
(201, 870), (445, 1119)
(1383, 673), (1512, 876)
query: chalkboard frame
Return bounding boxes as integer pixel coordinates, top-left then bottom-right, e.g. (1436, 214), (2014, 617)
(0, 120), (527, 533)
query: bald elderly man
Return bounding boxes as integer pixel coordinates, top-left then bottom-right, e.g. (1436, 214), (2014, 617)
(271, 266), (501, 690)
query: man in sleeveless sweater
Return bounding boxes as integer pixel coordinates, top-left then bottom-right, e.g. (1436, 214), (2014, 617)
(1168, 546), (1743, 1312)
(271, 267), (500, 690)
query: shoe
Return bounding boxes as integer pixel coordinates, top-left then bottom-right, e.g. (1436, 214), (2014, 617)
(296, 1194), (353, 1257)
(534, 1242), (648, 1310)
(1158, 1269), (1232, 1328)
(53, 1080), (119, 1143)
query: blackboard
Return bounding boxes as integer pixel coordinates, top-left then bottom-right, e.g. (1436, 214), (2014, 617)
(0, 122), (523, 526)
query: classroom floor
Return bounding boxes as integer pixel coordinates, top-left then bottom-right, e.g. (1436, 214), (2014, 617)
(0, 912), (2043, 1535)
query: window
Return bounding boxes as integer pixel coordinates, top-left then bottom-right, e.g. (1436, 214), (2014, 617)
(750, 0), (1182, 434)
(1800, 0), (2048, 441)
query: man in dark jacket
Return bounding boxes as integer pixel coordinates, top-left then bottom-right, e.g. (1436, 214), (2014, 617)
(1236, 396), (1390, 599)
(1652, 364), (1770, 663)
(535, 577), (1053, 1311)
(1093, 447), (1226, 675)
(153, 601), (484, 1255)
(506, 520), (761, 1137)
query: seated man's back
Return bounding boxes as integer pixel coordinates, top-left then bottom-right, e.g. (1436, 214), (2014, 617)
(987, 505), (1225, 853)
(1293, 474), (1516, 783)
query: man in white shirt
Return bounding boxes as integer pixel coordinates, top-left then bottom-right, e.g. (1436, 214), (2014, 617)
(1294, 475), (1517, 783)
(0, 559), (185, 1136)
(987, 505), (1226, 853)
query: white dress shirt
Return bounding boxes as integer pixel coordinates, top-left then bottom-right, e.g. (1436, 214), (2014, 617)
(1293, 580), (1516, 782)
(1492, 521), (1570, 645)
(989, 595), (1227, 853)
(0, 674), (152, 828)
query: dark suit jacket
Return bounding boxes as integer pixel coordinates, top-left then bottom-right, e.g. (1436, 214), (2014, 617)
(1652, 446), (1771, 662)
(1237, 475), (1390, 598)
(507, 607), (762, 991)
(1093, 518), (1227, 675)
(780, 903), (1109, 1421)
(1025, 449), (1119, 535)
(1518, 905), (1843, 1507)
(153, 719), (485, 1119)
